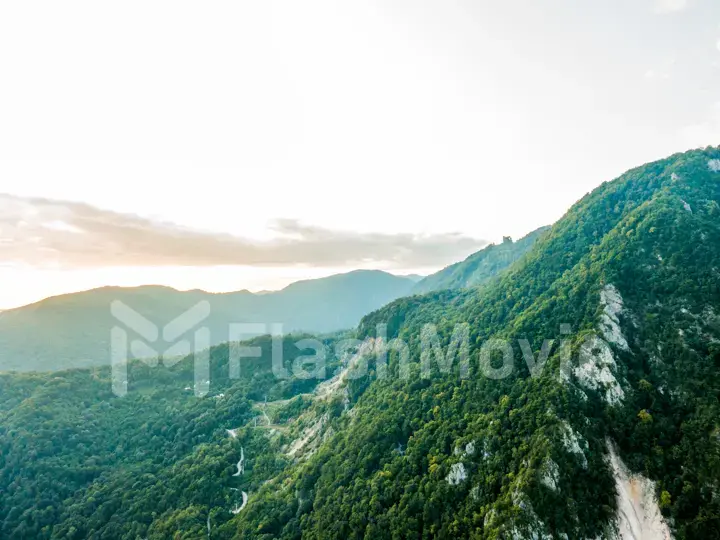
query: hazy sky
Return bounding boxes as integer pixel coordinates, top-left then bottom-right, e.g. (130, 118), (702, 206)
(1, 0), (719, 308)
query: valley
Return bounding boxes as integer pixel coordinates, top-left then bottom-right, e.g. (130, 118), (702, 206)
(1, 148), (720, 539)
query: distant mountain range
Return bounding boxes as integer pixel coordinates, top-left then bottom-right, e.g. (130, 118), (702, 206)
(0, 231), (548, 373)
(0, 270), (417, 372)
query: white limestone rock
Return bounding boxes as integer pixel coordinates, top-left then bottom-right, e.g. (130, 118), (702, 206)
(561, 421), (588, 469)
(600, 284), (630, 351)
(540, 459), (560, 491)
(446, 462), (467, 485)
(575, 336), (625, 405)
(465, 441), (476, 456)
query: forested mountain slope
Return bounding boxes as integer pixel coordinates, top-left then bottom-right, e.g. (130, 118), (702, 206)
(2, 147), (720, 539)
(0, 333), (352, 539)
(0, 270), (415, 372)
(231, 147), (720, 539)
(413, 226), (550, 294)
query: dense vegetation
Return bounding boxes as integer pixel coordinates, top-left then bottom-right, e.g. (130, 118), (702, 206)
(231, 147), (720, 539)
(2, 147), (720, 538)
(0, 332), (353, 539)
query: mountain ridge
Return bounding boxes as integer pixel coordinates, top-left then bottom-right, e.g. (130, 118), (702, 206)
(0, 269), (417, 372)
(234, 145), (720, 539)
(412, 225), (550, 294)
(1, 269), (418, 313)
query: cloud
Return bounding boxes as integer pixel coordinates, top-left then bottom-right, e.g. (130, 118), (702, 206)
(652, 0), (688, 13)
(0, 194), (486, 269)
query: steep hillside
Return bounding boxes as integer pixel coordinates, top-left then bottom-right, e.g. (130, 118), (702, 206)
(231, 147), (720, 539)
(1, 147), (720, 539)
(413, 226), (550, 294)
(0, 270), (415, 372)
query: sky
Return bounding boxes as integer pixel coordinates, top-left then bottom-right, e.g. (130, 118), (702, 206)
(1, 0), (719, 309)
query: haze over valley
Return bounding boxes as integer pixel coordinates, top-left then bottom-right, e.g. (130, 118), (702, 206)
(1, 1), (720, 539)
